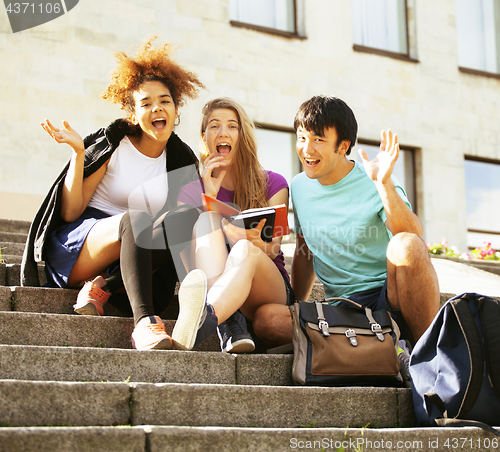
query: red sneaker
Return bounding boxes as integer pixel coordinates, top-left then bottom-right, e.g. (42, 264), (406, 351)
(131, 315), (173, 350)
(73, 276), (111, 316)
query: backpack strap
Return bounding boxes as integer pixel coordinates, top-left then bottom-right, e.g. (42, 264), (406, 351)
(450, 295), (485, 418)
(424, 392), (500, 435)
(479, 296), (500, 401)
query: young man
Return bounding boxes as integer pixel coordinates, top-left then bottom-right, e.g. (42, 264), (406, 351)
(290, 95), (440, 345)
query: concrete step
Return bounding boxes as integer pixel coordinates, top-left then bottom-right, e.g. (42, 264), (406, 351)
(0, 344), (293, 386)
(0, 311), (220, 351)
(0, 379), (414, 429)
(1, 280), (457, 316)
(0, 254), (21, 264)
(0, 219), (30, 234)
(0, 263), (46, 286)
(0, 426), (498, 452)
(0, 231), (27, 243)
(0, 242), (24, 257)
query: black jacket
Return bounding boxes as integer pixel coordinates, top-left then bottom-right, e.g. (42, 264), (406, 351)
(21, 118), (199, 286)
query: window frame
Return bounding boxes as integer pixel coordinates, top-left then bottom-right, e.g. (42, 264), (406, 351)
(459, 67), (500, 81)
(352, 0), (419, 63)
(464, 155), (500, 243)
(229, 0), (305, 39)
(456, 0), (500, 78)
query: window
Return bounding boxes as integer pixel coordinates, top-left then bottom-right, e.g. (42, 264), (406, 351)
(230, 0), (297, 35)
(351, 141), (416, 210)
(255, 126), (300, 231)
(456, 0), (500, 75)
(255, 126), (300, 187)
(464, 158), (500, 249)
(352, 0), (409, 56)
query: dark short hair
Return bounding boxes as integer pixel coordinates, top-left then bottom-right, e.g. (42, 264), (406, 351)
(294, 95), (358, 155)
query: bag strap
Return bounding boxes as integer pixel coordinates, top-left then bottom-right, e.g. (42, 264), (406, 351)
(479, 296), (500, 402)
(315, 299), (387, 342)
(324, 297), (363, 309)
(315, 302), (330, 337)
(425, 392), (500, 436)
(450, 295), (485, 418)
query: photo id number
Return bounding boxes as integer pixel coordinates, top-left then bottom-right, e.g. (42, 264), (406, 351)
(6, 3), (62, 14)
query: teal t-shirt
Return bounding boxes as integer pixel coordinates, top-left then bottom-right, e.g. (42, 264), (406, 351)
(291, 161), (411, 301)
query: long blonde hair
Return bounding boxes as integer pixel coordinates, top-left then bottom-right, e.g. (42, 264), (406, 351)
(200, 98), (268, 211)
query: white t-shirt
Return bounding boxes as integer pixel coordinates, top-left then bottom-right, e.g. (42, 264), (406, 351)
(88, 136), (168, 217)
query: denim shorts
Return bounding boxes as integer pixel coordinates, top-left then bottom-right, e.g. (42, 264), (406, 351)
(44, 207), (113, 288)
(340, 280), (414, 346)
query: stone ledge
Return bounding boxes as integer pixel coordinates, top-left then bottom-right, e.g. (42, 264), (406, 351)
(0, 232), (27, 243)
(431, 254), (500, 276)
(0, 311), (220, 351)
(0, 345), (236, 385)
(0, 287), (10, 311)
(0, 380), (130, 428)
(0, 219), (31, 234)
(131, 383), (409, 428)
(0, 379), (414, 429)
(1, 425), (498, 452)
(0, 426), (144, 452)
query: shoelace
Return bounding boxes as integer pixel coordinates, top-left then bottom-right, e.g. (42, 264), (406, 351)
(227, 316), (245, 336)
(88, 284), (111, 304)
(146, 322), (168, 335)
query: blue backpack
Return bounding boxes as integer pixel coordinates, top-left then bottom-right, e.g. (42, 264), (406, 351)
(410, 293), (500, 434)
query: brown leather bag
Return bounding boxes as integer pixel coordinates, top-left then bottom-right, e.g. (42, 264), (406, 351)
(290, 297), (402, 387)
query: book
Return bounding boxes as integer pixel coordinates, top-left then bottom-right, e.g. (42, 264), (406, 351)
(202, 193), (289, 242)
(229, 208), (276, 242)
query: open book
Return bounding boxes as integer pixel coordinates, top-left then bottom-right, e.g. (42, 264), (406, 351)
(202, 193), (289, 243)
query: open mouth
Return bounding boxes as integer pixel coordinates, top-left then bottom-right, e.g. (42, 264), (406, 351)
(152, 118), (167, 130)
(304, 158), (320, 167)
(216, 143), (232, 156)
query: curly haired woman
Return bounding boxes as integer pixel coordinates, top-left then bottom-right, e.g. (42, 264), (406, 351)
(21, 37), (204, 350)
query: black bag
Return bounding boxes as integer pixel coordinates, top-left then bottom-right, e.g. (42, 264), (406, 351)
(290, 297), (402, 387)
(410, 293), (500, 434)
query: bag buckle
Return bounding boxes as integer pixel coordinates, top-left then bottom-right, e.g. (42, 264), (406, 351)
(345, 328), (358, 347)
(318, 320), (330, 337)
(371, 323), (384, 342)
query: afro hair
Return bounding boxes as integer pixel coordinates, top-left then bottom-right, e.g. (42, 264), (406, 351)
(101, 36), (204, 113)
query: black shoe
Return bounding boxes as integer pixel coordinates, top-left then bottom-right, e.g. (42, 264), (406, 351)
(217, 311), (255, 353)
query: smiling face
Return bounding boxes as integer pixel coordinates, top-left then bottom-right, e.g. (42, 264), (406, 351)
(202, 108), (240, 163)
(296, 126), (351, 185)
(130, 80), (178, 144)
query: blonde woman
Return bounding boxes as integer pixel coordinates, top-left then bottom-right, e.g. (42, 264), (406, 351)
(173, 98), (294, 352)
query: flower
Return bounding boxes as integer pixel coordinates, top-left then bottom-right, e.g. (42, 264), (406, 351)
(428, 239), (499, 261)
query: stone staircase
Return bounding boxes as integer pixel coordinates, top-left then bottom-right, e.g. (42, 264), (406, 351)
(1, 218), (499, 451)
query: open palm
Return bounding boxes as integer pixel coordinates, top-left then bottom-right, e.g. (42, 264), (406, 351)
(41, 119), (84, 154)
(358, 129), (399, 184)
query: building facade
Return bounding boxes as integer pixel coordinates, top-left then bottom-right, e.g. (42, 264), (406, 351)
(1, 0), (499, 251)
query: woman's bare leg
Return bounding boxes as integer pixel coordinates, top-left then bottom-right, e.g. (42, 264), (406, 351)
(208, 239), (287, 323)
(193, 211), (229, 289)
(67, 213), (125, 287)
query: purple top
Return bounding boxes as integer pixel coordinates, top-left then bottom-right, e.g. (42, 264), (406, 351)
(178, 170), (290, 280)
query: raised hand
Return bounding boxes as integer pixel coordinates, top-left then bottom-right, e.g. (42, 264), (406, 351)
(358, 129), (399, 185)
(40, 119), (85, 154)
(202, 153), (227, 198)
